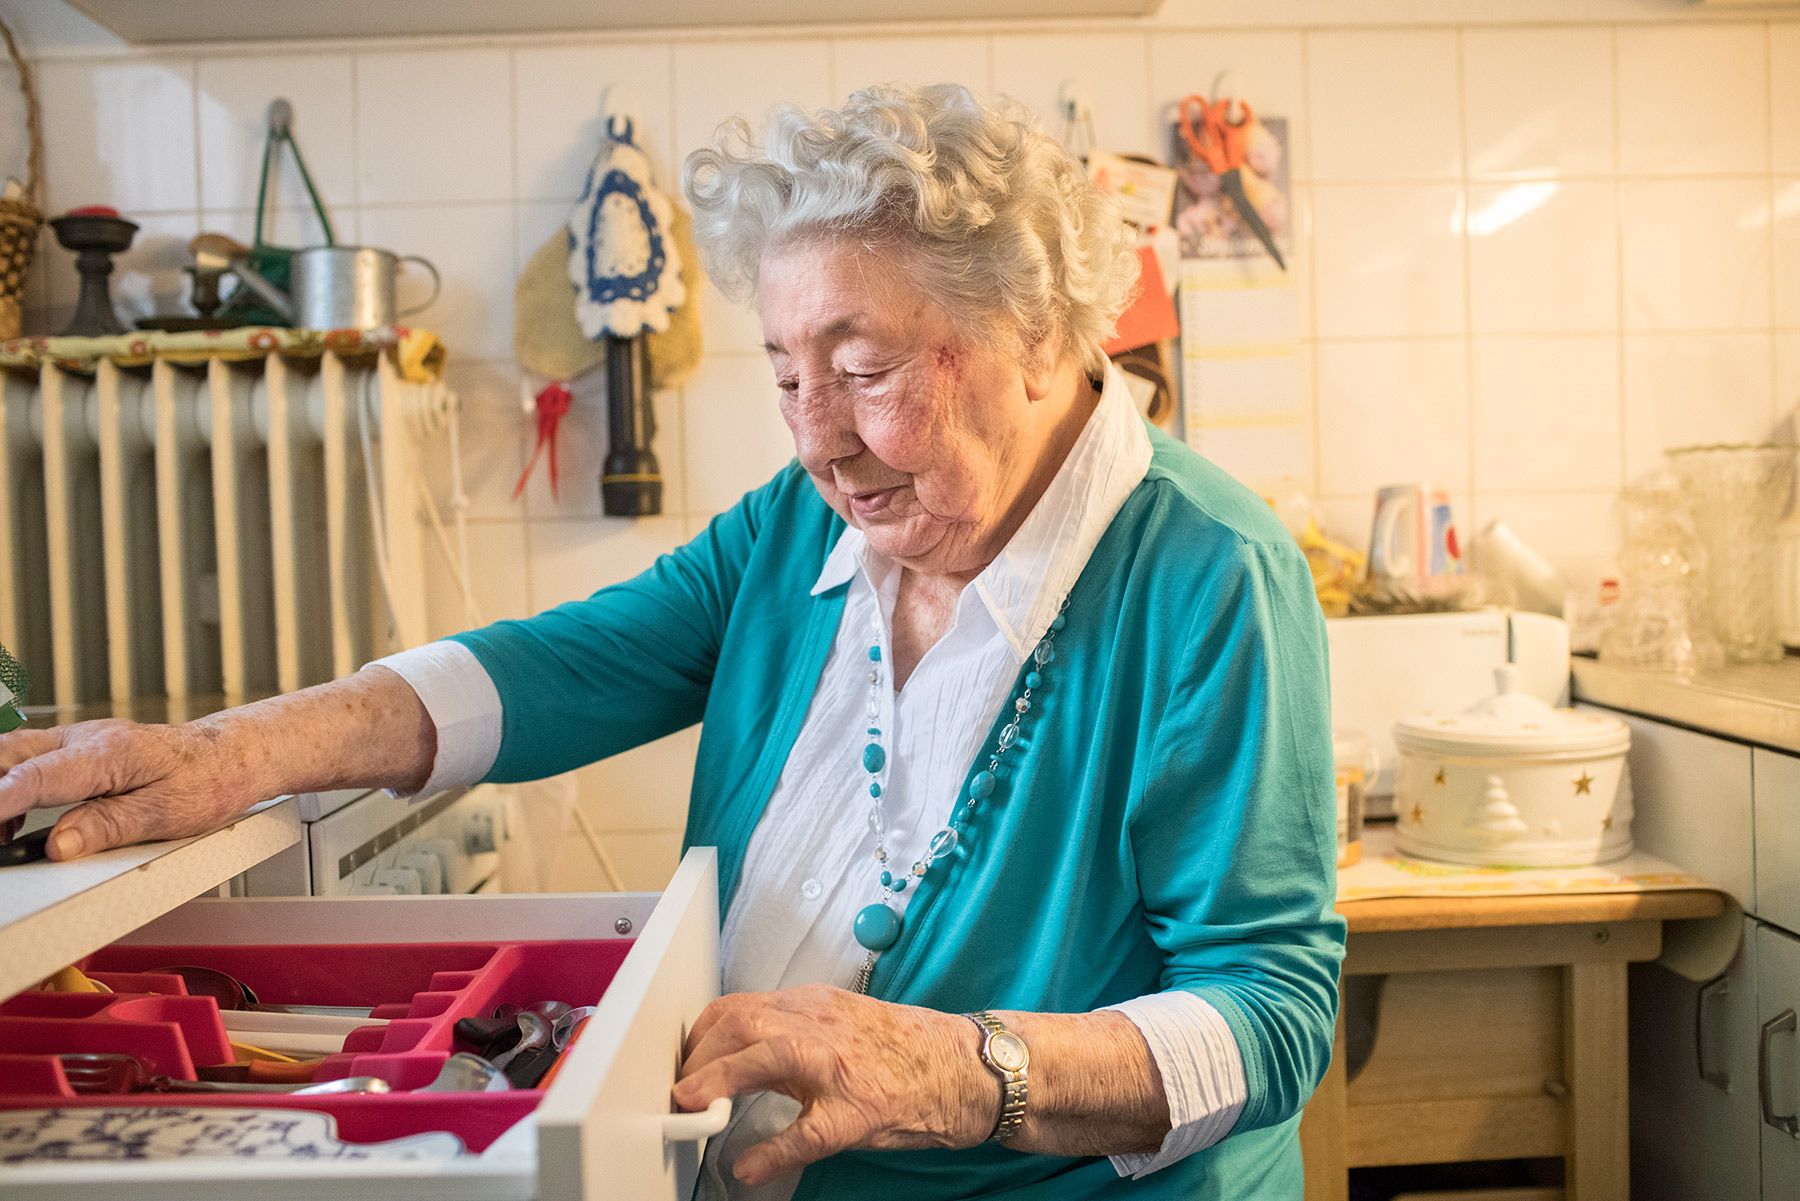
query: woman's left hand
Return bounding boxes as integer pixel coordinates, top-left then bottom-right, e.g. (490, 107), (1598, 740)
(673, 983), (995, 1186)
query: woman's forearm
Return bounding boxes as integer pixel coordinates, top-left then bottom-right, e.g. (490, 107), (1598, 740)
(982, 1009), (1170, 1157)
(199, 666), (437, 800)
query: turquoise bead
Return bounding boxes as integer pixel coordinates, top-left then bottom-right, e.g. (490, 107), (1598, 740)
(868, 645), (881, 661)
(863, 742), (886, 772)
(969, 770), (995, 800)
(880, 870), (892, 887)
(894, 876), (908, 893)
(1025, 671), (1041, 689)
(854, 903), (902, 950)
(867, 726), (880, 736)
(1051, 613), (1066, 631)
(870, 782), (882, 798)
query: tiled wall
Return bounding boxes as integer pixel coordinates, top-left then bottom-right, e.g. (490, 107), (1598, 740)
(11, 12), (1799, 889)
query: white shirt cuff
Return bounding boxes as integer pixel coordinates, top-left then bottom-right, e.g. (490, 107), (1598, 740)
(1104, 990), (1248, 1178)
(365, 640), (503, 799)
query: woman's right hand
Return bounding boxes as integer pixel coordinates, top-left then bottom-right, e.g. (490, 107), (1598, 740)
(0, 667), (438, 862)
(0, 719), (265, 861)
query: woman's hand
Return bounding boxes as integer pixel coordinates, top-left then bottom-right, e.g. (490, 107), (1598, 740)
(0, 668), (437, 861)
(0, 719), (264, 860)
(673, 983), (996, 1186)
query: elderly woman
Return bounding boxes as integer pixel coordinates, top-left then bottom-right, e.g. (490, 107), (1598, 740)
(0, 84), (1341, 1199)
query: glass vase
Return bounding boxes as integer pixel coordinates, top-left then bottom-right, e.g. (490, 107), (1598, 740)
(1668, 444), (1799, 664)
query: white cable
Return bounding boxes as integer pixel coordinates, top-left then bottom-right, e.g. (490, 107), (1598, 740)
(444, 396), (480, 629)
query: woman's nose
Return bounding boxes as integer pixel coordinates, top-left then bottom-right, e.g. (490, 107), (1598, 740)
(784, 385), (861, 467)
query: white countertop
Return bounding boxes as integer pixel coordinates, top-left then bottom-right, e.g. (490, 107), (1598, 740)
(1571, 654), (1800, 752)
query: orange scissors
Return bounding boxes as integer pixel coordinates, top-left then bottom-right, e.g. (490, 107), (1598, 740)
(1178, 94), (1286, 271)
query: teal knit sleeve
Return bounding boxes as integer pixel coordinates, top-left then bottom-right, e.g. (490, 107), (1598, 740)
(447, 471), (782, 783)
(1129, 536), (1345, 1136)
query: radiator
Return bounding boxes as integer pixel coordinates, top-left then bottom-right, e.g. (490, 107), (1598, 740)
(0, 350), (457, 713)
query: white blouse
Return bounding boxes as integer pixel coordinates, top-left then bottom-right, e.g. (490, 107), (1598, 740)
(374, 367), (1246, 1192)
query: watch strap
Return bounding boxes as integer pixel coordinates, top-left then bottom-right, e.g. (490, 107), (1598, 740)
(964, 1010), (1028, 1144)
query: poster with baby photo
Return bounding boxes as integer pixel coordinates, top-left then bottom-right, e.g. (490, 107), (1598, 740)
(1169, 114), (1291, 262)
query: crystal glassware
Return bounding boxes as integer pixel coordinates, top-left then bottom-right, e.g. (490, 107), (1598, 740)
(1599, 486), (1723, 675)
(1668, 444), (1799, 664)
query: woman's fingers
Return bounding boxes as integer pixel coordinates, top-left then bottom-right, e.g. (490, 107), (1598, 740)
(675, 1033), (812, 1111)
(733, 1107), (852, 1186)
(0, 728), (63, 772)
(0, 743), (128, 820)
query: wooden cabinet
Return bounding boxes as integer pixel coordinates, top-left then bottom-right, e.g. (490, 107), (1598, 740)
(1755, 749), (1800, 934)
(1760, 923), (1800, 1201)
(1604, 709), (1755, 905)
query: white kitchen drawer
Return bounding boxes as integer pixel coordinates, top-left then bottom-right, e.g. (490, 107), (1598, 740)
(1758, 921), (1800, 1200)
(0, 846), (723, 1201)
(1603, 710), (1756, 906)
(1755, 749), (1800, 936)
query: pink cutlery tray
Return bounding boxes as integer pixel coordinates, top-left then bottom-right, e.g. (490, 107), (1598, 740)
(0, 938), (633, 1151)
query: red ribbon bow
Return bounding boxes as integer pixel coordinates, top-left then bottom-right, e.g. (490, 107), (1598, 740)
(514, 382), (574, 501)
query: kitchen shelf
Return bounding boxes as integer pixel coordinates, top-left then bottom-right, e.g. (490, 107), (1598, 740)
(65, 0), (1163, 43)
(1571, 655), (1800, 754)
(0, 797), (300, 1001)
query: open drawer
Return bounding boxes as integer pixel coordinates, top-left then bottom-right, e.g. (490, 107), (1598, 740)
(0, 846), (722, 1201)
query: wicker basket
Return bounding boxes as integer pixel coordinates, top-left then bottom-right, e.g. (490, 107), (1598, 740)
(0, 16), (43, 340)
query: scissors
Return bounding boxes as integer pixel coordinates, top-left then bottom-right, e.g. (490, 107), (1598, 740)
(1178, 94), (1287, 271)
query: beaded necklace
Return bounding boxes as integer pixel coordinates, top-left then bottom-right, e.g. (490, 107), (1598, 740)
(849, 597), (1071, 995)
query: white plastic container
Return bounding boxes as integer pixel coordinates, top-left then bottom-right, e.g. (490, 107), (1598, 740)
(1392, 665), (1632, 867)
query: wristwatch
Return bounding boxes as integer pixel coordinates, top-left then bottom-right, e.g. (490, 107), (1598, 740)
(963, 1010), (1030, 1143)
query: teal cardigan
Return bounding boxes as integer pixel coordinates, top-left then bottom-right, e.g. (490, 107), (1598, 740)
(452, 426), (1344, 1199)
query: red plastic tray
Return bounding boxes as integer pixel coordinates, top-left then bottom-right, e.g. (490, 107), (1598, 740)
(0, 938), (632, 1151)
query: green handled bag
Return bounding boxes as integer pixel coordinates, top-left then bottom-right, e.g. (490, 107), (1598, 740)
(216, 99), (336, 328)
(0, 641), (28, 733)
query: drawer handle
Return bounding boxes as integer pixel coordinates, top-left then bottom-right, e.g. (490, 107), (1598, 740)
(1759, 1008), (1799, 1138)
(1696, 974), (1731, 1089)
(665, 1096), (733, 1142)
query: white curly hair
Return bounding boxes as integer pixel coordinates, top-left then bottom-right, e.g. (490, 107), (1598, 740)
(682, 82), (1139, 375)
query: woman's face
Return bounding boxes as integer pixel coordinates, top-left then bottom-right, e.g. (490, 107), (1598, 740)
(757, 238), (1053, 579)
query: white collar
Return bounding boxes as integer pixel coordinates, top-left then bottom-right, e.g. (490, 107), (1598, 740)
(810, 363), (1154, 659)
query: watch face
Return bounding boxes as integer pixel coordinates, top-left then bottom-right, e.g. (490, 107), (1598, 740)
(990, 1030), (1028, 1073)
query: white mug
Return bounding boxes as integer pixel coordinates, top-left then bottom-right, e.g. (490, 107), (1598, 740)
(1367, 482), (1463, 591)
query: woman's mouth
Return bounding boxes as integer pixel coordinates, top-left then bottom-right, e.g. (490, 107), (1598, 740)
(846, 486), (900, 517)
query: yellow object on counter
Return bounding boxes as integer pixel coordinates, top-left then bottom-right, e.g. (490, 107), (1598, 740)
(228, 1041), (300, 1064)
(1298, 519), (1366, 618)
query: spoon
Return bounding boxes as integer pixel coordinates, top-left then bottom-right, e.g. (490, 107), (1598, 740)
(487, 1012), (553, 1074)
(58, 1053), (390, 1095)
(148, 965), (376, 1017)
(502, 1007), (600, 1089)
(414, 1052), (511, 1093)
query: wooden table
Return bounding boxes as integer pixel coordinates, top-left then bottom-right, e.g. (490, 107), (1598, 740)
(1298, 889), (1725, 1201)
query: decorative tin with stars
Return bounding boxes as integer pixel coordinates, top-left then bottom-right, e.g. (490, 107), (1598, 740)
(1391, 664), (1632, 867)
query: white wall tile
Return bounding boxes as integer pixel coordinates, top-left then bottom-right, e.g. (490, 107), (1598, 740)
(427, 358), (530, 522)
(831, 35), (991, 100)
(358, 203), (516, 361)
(37, 58), (197, 213)
(1306, 30), (1460, 181)
(37, 211), (198, 332)
(423, 518), (531, 639)
(1618, 24), (1768, 175)
(1312, 184), (1464, 337)
(1316, 338), (1469, 495)
(1775, 25), (1800, 175)
(1469, 490), (1619, 579)
(990, 32), (1154, 158)
(1463, 27), (1614, 180)
(1471, 336), (1620, 491)
(1776, 179), (1800, 329)
(572, 725), (698, 831)
(1622, 333), (1777, 478)
(1778, 331), (1800, 419)
(355, 48), (512, 205)
(1146, 31), (1308, 177)
(514, 42), (675, 203)
(680, 350), (795, 514)
(196, 55), (354, 215)
(1468, 181), (1617, 334)
(527, 514), (686, 609)
(549, 826), (682, 892)
(1621, 179), (1772, 332)
(672, 39), (832, 164)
